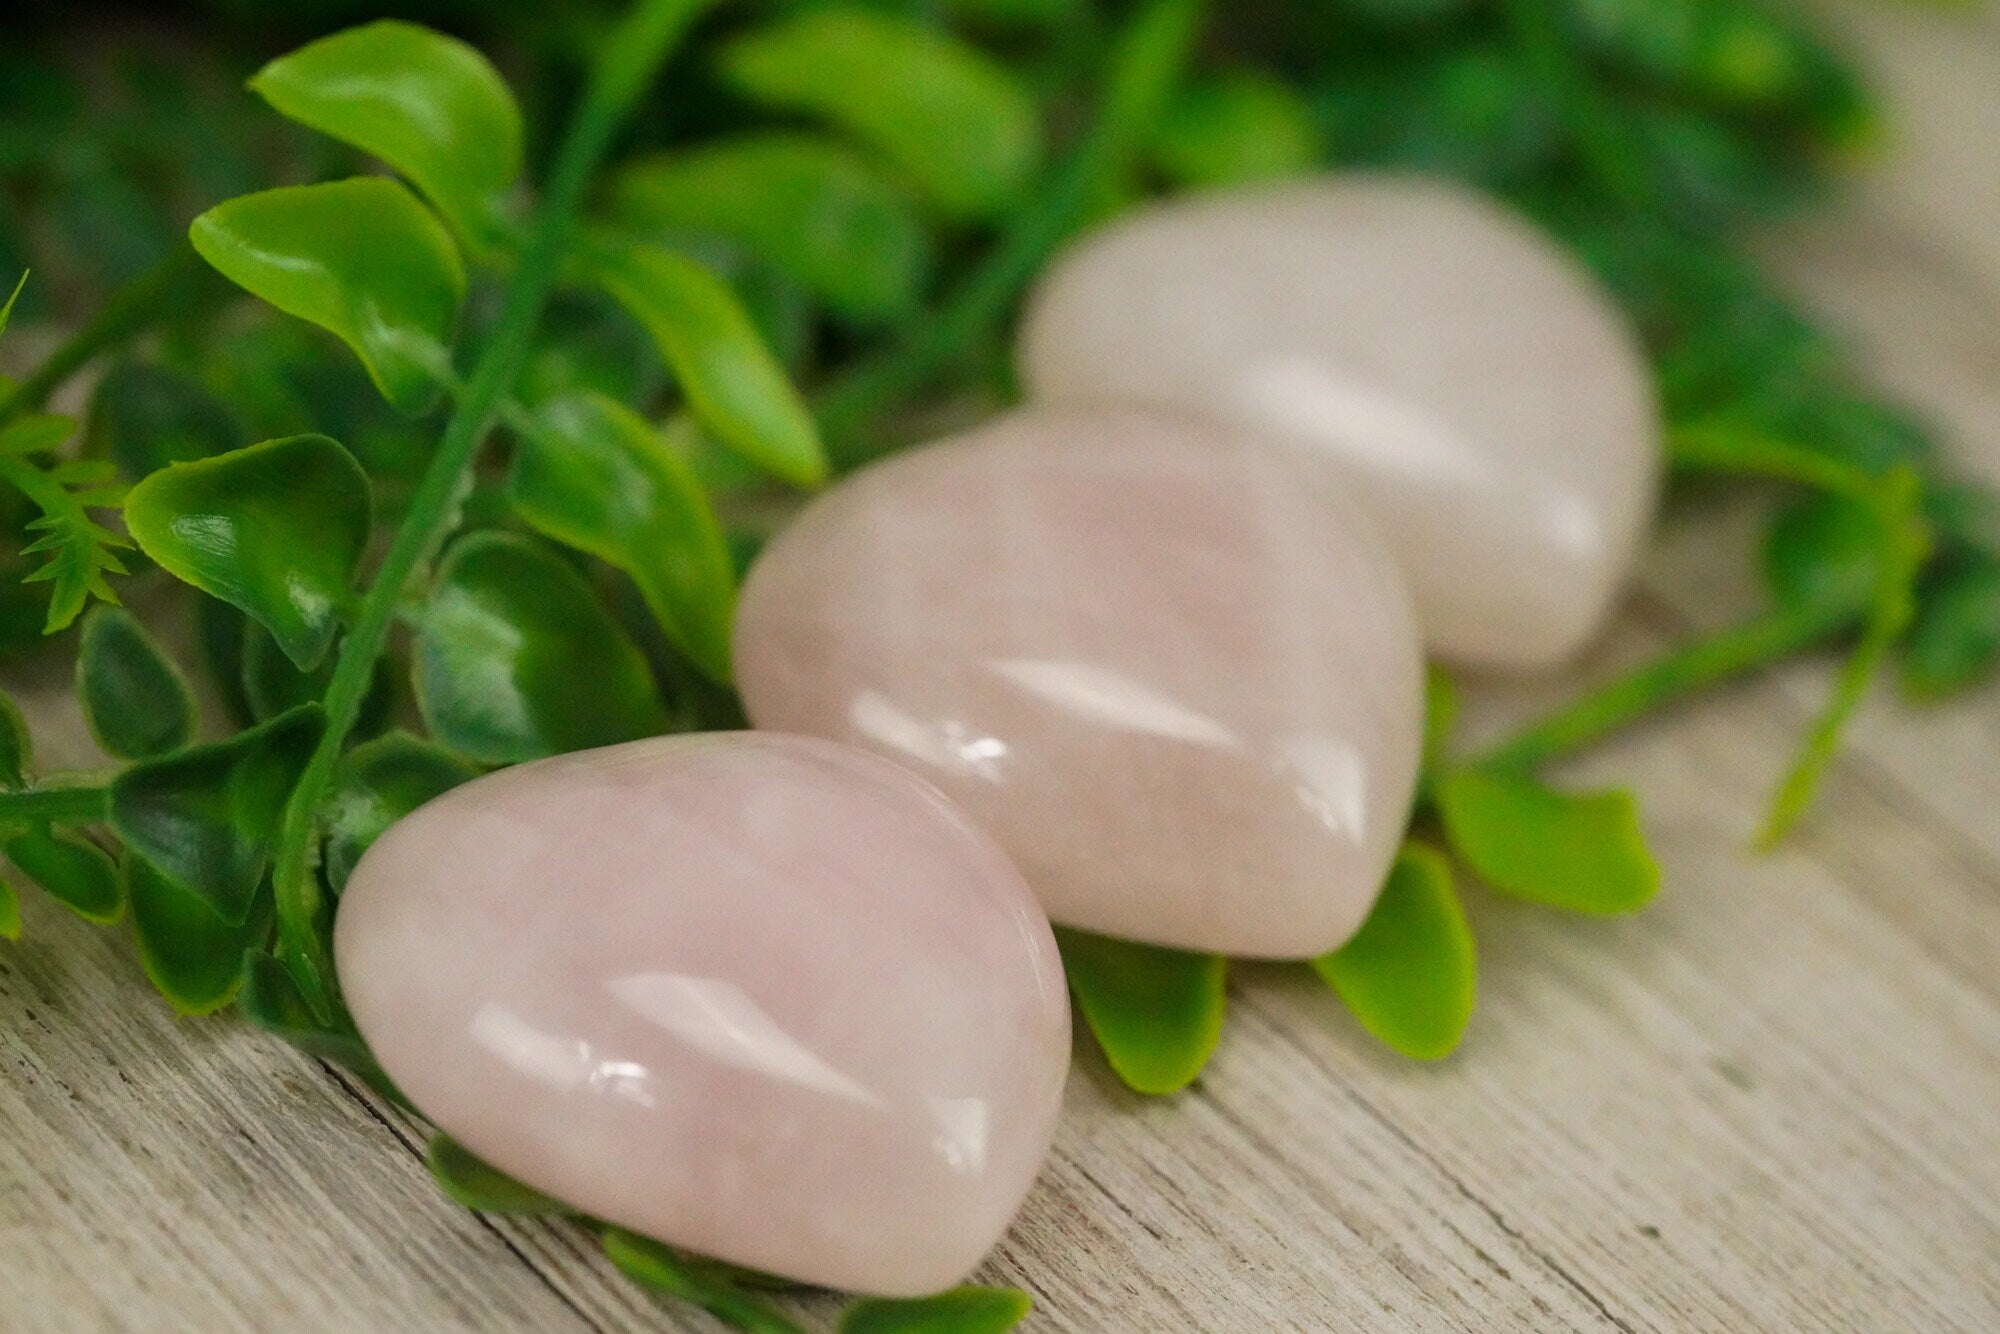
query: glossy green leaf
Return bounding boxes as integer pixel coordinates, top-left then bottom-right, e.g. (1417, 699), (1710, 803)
(193, 596), (257, 728)
(0, 689), (32, 789)
(238, 951), (405, 1105)
(239, 619), (393, 739)
(1313, 844), (1474, 1060)
(611, 135), (931, 327)
(125, 852), (268, 1015)
(323, 730), (477, 895)
(415, 532), (670, 766)
(1055, 928), (1226, 1095)
(77, 607), (196, 760)
(189, 179), (464, 413)
(841, 1287), (1032, 1334)
(593, 244), (826, 489)
(1905, 555), (2000, 699)
(86, 361), (247, 480)
(427, 1135), (570, 1215)
(511, 394), (737, 683)
(125, 435), (371, 671)
(109, 704), (325, 924)
(0, 415), (132, 633)
(721, 7), (1043, 219)
(1151, 72), (1324, 187)
(600, 1228), (802, 1334)
(250, 20), (522, 246)
(1763, 491), (1878, 616)
(1436, 768), (1660, 915)
(5, 827), (122, 924)
(0, 873), (17, 940)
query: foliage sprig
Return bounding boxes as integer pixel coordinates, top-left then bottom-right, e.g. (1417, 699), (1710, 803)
(0, 0), (1991, 1326)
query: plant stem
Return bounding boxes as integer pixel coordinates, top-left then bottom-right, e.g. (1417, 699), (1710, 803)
(1474, 599), (1856, 773)
(0, 242), (203, 426)
(0, 784), (112, 826)
(267, 0), (716, 1018)
(814, 0), (1209, 463)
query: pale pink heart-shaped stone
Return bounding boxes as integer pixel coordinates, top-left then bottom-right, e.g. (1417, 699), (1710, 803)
(334, 733), (1069, 1297)
(735, 408), (1425, 958)
(1018, 174), (1662, 672)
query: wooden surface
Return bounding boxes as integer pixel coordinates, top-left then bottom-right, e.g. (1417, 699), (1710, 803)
(7, 6), (2000, 1330)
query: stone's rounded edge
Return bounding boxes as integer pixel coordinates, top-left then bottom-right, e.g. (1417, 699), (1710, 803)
(736, 405), (1428, 962)
(330, 731), (1071, 1298)
(1016, 171), (1664, 678)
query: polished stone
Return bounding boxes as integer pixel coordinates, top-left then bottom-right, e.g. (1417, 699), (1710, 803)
(735, 408), (1426, 958)
(334, 733), (1069, 1297)
(1018, 174), (1662, 671)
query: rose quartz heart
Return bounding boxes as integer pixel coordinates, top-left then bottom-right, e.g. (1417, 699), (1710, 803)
(735, 408), (1425, 958)
(334, 733), (1069, 1297)
(1018, 174), (1662, 672)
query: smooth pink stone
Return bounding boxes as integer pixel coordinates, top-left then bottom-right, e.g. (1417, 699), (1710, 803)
(334, 733), (1069, 1297)
(735, 408), (1425, 958)
(1018, 174), (1662, 672)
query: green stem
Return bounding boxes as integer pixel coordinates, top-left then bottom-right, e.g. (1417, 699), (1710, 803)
(267, 0), (716, 1018)
(1671, 421), (1931, 844)
(0, 784), (112, 826)
(0, 242), (203, 426)
(814, 0), (1208, 462)
(1474, 598), (1856, 773)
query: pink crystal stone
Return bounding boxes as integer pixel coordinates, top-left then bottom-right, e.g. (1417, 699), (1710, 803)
(334, 733), (1069, 1297)
(1018, 174), (1662, 672)
(735, 408), (1425, 959)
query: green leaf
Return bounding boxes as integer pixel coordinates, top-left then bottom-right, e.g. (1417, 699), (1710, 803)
(249, 20), (522, 246)
(193, 595), (257, 728)
(1422, 664), (1459, 780)
(0, 689), (32, 789)
(1921, 481), (2000, 553)
(1905, 554), (2000, 699)
(238, 951), (405, 1105)
(0, 873), (17, 940)
(109, 704), (326, 924)
(125, 435), (372, 672)
(125, 852), (268, 1015)
(841, 1287), (1032, 1334)
(600, 1228), (802, 1334)
(721, 7), (1043, 219)
(1151, 72), (1324, 187)
(189, 179), (464, 413)
(1055, 928), (1226, 1095)
(0, 271), (25, 343)
(239, 619), (394, 740)
(427, 1135), (570, 1215)
(4, 827), (122, 925)
(323, 731), (477, 894)
(0, 415), (132, 633)
(593, 244), (826, 489)
(415, 532), (670, 765)
(86, 361), (247, 480)
(1312, 844), (1474, 1060)
(1763, 492), (1878, 616)
(610, 135), (931, 327)
(511, 394), (737, 683)
(77, 607), (197, 760)
(1436, 768), (1660, 915)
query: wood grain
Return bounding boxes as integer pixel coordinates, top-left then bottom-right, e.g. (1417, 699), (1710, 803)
(6, 3), (2000, 1329)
